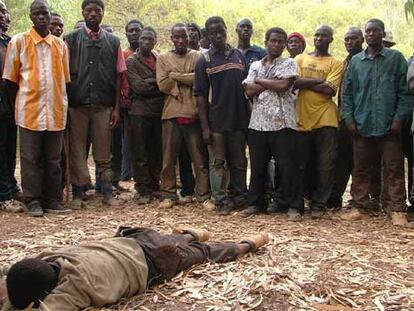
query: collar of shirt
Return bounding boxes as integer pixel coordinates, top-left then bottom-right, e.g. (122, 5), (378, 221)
(209, 44), (233, 57)
(137, 50), (157, 62)
(246, 45), (263, 53)
(261, 55), (282, 66)
(359, 46), (389, 60)
(29, 27), (53, 46)
(84, 25), (102, 40)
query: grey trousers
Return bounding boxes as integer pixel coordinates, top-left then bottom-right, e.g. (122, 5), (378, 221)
(19, 127), (63, 203)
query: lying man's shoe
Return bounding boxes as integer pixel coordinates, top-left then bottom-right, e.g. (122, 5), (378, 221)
(172, 227), (210, 242)
(240, 232), (270, 252)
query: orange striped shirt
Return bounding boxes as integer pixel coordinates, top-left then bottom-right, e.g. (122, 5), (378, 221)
(3, 27), (70, 131)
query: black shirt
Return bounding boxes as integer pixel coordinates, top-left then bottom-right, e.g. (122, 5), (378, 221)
(194, 44), (249, 132)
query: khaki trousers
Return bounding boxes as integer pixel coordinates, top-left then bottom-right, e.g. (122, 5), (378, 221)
(352, 134), (406, 212)
(69, 106), (112, 186)
(160, 119), (210, 202)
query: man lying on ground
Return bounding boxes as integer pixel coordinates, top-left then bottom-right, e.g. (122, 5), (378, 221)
(0, 227), (269, 310)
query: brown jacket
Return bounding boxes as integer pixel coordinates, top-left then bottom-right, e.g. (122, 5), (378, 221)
(156, 49), (201, 120)
(126, 51), (165, 117)
(0, 238), (148, 311)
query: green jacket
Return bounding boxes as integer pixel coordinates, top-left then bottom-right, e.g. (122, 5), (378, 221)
(341, 47), (413, 137)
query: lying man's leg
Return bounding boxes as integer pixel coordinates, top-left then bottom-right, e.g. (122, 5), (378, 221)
(115, 226), (268, 286)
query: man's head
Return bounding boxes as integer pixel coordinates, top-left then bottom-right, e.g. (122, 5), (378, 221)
(199, 27), (210, 49)
(265, 27), (287, 59)
(49, 12), (64, 37)
(205, 16), (227, 50)
(287, 32), (306, 58)
(364, 18), (385, 48)
(186, 22), (201, 46)
(314, 24), (334, 52)
(344, 27), (363, 55)
(171, 23), (189, 55)
(139, 26), (156, 55)
(6, 258), (59, 309)
(236, 18), (253, 43)
(30, 0), (51, 34)
(0, 1), (8, 32)
(125, 19), (144, 49)
(81, 0), (104, 30)
(383, 30), (395, 48)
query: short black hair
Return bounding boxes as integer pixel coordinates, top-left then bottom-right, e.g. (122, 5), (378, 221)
(365, 18), (385, 32)
(141, 26), (157, 38)
(125, 19), (144, 32)
(81, 0), (104, 10)
(50, 12), (61, 18)
(7, 258), (59, 309)
(265, 27), (287, 41)
(171, 22), (187, 35)
(205, 16), (226, 32)
(346, 26), (363, 38)
(236, 18), (253, 28)
(30, 0), (50, 12)
(186, 22), (201, 38)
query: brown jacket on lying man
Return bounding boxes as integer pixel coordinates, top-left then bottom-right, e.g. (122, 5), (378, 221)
(0, 227), (269, 310)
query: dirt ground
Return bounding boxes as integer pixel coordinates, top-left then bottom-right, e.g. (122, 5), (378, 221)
(1, 178), (414, 311)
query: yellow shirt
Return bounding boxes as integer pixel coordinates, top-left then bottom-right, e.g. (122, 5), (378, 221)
(3, 27), (70, 131)
(295, 53), (344, 131)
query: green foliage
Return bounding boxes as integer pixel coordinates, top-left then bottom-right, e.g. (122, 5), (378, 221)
(5, 0), (414, 58)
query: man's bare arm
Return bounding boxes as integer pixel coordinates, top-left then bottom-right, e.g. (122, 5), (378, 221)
(255, 78), (294, 93)
(5, 80), (18, 106)
(310, 83), (336, 97)
(110, 76), (121, 129)
(197, 96), (211, 144)
(294, 78), (324, 90)
(244, 83), (265, 98)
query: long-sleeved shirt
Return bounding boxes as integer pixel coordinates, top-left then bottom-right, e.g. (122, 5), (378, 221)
(126, 51), (165, 116)
(156, 49), (201, 120)
(342, 47), (413, 137)
(2, 238), (148, 311)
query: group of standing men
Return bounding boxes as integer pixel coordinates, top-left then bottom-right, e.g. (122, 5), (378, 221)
(0, 0), (413, 227)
